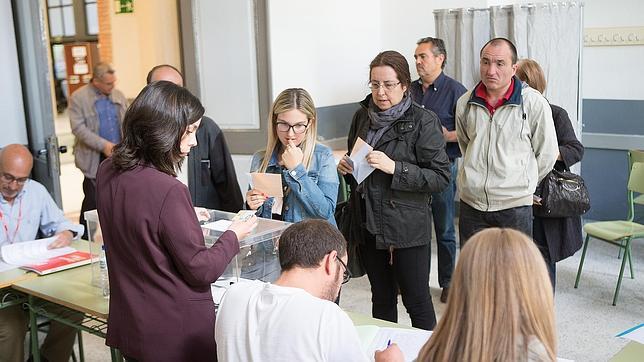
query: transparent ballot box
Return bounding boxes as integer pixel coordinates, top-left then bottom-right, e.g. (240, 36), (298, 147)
(84, 209), (104, 287)
(84, 209), (291, 288)
(202, 210), (290, 283)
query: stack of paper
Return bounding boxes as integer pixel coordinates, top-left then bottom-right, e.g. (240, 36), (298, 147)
(1, 237), (91, 275)
(356, 325), (432, 362)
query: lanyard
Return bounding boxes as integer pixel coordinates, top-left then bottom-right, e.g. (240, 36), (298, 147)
(0, 198), (23, 244)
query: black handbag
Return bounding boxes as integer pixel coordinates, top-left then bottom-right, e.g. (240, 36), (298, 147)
(534, 168), (590, 218)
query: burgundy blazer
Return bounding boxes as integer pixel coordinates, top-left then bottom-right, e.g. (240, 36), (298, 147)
(96, 158), (240, 361)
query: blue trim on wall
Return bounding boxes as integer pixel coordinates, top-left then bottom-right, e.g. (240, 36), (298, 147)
(582, 98), (644, 221)
(582, 149), (629, 220)
(582, 99), (644, 135)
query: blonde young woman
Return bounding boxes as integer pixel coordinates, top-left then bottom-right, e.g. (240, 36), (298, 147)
(247, 88), (339, 225)
(418, 228), (557, 362)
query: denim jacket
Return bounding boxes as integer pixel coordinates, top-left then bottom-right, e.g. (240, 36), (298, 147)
(249, 143), (339, 226)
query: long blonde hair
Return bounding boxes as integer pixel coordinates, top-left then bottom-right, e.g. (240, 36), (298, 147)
(418, 228), (557, 362)
(258, 88), (318, 172)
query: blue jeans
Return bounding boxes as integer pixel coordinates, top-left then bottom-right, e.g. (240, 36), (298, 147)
(430, 160), (457, 288)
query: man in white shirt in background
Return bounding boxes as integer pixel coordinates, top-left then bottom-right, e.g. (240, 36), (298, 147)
(0, 144), (84, 362)
(215, 219), (403, 361)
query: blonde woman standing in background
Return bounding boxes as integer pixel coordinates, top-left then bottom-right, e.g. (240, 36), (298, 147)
(246, 88), (339, 225)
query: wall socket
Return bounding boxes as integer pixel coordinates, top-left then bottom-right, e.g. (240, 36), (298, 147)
(584, 27), (644, 47)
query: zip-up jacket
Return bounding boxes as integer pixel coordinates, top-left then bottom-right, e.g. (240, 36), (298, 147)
(345, 95), (451, 249)
(455, 77), (558, 212)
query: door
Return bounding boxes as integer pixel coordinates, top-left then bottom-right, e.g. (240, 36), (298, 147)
(12, 0), (64, 206)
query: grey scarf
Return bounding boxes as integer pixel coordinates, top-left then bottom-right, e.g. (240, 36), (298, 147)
(365, 94), (412, 147)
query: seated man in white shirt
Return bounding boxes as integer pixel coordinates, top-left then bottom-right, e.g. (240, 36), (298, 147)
(0, 144), (84, 362)
(215, 219), (403, 362)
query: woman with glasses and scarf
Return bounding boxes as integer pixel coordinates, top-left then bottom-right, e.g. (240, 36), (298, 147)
(246, 88), (339, 226)
(337, 51), (450, 330)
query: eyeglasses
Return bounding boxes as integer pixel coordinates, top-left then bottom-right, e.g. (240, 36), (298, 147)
(336, 256), (352, 284)
(275, 122), (309, 134)
(368, 81), (401, 91)
(0, 173), (29, 185)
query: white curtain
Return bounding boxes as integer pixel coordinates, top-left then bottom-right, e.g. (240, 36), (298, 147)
(434, 2), (583, 139)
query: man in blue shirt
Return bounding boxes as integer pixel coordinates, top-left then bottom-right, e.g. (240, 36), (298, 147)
(0, 144), (84, 362)
(69, 63), (128, 239)
(411, 37), (467, 303)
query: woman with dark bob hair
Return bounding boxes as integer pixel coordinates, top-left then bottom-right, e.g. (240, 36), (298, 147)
(96, 81), (256, 361)
(337, 51), (450, 330)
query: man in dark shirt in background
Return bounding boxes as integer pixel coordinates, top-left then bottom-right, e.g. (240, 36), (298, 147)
(147, 65), (243, 212)
(411, 37), (467, 303)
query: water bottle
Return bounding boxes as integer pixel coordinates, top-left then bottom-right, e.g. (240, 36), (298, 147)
(99, 245), (109, 298)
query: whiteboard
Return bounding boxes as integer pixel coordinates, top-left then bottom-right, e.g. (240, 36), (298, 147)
(192, 0), (261, 129)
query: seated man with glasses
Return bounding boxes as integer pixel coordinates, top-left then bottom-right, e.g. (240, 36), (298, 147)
(215, 219), (403, 361)
(0, 144), (84, 362)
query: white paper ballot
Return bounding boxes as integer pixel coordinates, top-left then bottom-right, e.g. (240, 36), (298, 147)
(349, 137), (375, 184)
(356, 325), (432, 362)
(1, 237), (74, 266)
(201, 220), (233, 232)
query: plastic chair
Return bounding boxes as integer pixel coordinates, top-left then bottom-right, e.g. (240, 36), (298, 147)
(574, 160), (644, 305)
(618, 150), (644, 259)
(631, 149), (644, 206)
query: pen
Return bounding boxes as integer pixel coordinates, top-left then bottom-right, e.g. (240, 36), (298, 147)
(387, 339), (391, 347)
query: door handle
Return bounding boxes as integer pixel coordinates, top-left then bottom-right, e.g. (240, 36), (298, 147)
(36, 145), (66, 156)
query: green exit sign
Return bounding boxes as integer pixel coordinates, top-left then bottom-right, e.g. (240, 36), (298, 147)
(115, 0), (134, 14)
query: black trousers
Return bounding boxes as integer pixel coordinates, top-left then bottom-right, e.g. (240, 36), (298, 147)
(79, 177), (97, 241)
(533, 217), (557, 290)
(359, 230), (436, 330)
(458, 202), (533, 247)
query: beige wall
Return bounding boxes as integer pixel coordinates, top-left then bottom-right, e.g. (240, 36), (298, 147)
(109, 0), (181, 99)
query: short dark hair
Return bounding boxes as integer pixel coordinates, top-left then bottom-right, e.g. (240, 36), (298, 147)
(146, 64), (183, 85)
(369, 50), (412, 89)
(111, 81), (204, 176)
(417, 36), (447, 69)
(480, 37), (518, 64)
(278, 220), (347, 271)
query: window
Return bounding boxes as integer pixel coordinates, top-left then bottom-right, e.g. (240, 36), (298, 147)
(47, 0), (98, 39)
(84, 0), (98, 35)
(47, 0), (76, 37)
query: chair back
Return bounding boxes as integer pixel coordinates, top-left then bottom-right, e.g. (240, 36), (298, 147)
(628, 162), (644, 194)
(627, 162), (644, 221)
(630, 150), (644, 207)
(629, 149), (644, 170)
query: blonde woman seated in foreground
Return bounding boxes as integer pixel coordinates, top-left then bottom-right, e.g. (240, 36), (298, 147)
(417, 228), (556, 362)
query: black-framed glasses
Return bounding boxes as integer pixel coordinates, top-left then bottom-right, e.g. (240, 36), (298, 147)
(367, 81), (401, 91)
(336, 256), (352, 284)
(275, 122), (309, 134)
(0, 173), (29, 185)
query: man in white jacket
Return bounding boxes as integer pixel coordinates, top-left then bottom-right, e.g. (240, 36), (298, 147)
(455, 38), (558, 244)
